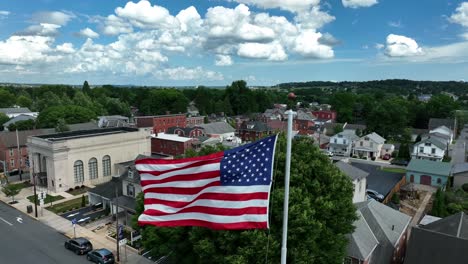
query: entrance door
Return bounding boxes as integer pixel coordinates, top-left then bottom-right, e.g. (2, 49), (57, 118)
(420, 175), (432, 185)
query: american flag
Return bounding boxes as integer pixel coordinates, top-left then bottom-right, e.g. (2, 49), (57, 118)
(136, 135), (278, 230)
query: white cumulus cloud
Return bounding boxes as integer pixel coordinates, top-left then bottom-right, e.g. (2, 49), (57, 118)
(31, 11), (74, 26)
(17, 23), (61, 36)
(0, 36), (55, 65)
(342, 0), (378, 8)
(231, 0), (320, 13)
(215, 55), (233, 66)
(384, 34), (423, 57)
(237, 42), (287, 61)
(0, 11), (10, 16)
(449, 2), (468, 27)
(115, 0), (177, 29)
(78, 28), (99, 38)
(56, 43), (75, 53)
(155, 66), (224, 81)
(292, 30), (334, 58)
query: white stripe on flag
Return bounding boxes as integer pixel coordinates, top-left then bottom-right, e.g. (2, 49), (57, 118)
(139, 163), (220, 181)
(142, 177), (219, 191)
(144, 199), (269, 213)
(138, 212), (266, 224)
(136, 158), (220, 172)
(144, 185), (271, 202)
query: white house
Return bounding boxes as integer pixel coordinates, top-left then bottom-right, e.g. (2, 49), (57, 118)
(328, 130), (359, 157)
(429, 125), (453, 144)
(335, 161), (368, 203)
(0, 107), (38, 118)
(353, 132), (386, 159)
(198, 122), (236, 141)
(411, 137), (446, 162)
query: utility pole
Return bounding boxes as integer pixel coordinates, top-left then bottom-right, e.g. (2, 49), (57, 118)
(114, 177), (120, 262)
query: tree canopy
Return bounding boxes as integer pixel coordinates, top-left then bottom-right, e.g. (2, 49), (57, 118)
(133, 135), (356, 264)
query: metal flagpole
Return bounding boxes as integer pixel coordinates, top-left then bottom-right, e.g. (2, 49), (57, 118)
(281, 109), (295, 264)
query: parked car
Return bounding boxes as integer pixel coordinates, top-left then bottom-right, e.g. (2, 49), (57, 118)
(390, 159), (409, 166)
(64, 237), (93, 255)
(320, 149), (333, 157)
(86, 248), (115, 264)
(382, 154), (391, 160)
(366, 189), (384, 202)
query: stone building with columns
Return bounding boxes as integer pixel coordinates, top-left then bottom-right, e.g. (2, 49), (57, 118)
(27, 127), (151, 193)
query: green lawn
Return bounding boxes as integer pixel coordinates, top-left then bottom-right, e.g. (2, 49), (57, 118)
(27, 194), (65, 205)
(9, 181), (32, 189)
(47, 196), (88, 214)
(381, 167), (406, 173)
(66, 187), (89, 196)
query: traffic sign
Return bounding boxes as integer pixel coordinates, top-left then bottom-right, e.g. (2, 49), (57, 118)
(119, 238), (127, 246)
(71, 218), (77, 226)
(39, 199), (44, 206)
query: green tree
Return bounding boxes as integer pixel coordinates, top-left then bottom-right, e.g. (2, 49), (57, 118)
(140, 89), (189, 115)
(8, 119), (36, 131)
(2, 183), (20, 203)
(16, 95), (33, 108)
(367, 97), (408, 139)
(37, 105), (96, 128)
(426, 94), (458, 119)
(333, 124), (343, 134)
(55, 118), (69, 132)
(0, 89), (15, 108)
(0, 113), (9, 131)
(133, 136), (357, 264)
(82, 80), (91, 95)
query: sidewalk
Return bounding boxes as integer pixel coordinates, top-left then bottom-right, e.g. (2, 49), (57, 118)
(0, 186), (152, 264)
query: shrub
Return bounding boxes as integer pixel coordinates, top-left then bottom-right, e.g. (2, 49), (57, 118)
(74, 186), (80, 190)
(391, 193), (400, 204)
(68, 188), (74, 192)
(391, 151), (398, 158)
(447, 203), (464, 214)
(81, 195), (86, 207)
(81, 185), (86, 189)
(371, 157), (376, 161)
(462, 183), (468, 193)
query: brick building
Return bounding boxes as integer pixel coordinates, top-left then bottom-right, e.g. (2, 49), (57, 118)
(166, 126), (205, 138)
(186, 116), (204, 127)
(151, 133), (195, 156)
(0, 130), (43, 173)
(312, 110), (337, 121)
(238, 121), (272, 142)
(135, 114), (187, 134)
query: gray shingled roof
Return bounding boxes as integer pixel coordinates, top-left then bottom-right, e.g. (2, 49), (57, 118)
(335, 161), (369, 181)
(336, 130), (360, 141)
(405, 212), (468, 264)
(2, 114), (36, 127)
(350, 200), (411, 263)
(346, 211), (379, 260)
(198, 122), (235, 134)
(363, 132), (385, 144)
(452, 163), (468, 174)
(406, 159), (452, 176)
(0, 107), (32, 114)
(428, 118), (455, 131)
(415, 136), (447, 150)
(88, 179), (123, 200)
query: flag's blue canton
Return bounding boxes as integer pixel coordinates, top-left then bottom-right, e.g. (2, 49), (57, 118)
(220, 135), (276, 186)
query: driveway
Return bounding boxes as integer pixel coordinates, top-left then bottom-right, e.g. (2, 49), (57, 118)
(452, 128), (468, 164)
(61, 205), (108, 225)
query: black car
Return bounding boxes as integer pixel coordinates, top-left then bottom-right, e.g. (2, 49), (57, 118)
(390, 159), (409, 166)
(64, 237), (93, 255)
(87, 248), (115, 264)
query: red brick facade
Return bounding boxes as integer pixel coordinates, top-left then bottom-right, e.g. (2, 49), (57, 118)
(136, 114), (187, 134)
(151, 138), (194, 156)
(313, 110), (337, 121)
(296, 119), (315, 135)
(0, 146), (28, 172)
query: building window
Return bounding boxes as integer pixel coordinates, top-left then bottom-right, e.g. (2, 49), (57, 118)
(89, 158), (98, 180)
(74, 160), (84, 184)
(9, 149), (14, 156)
(343, 140), (347, 144)
(102, 155), (111, 177)
(437, 178), (442, 184)
(360, 141), (363, 147)
(425, 142), (431, 146)
(127, 184), (135, 197)
(431, 148), (436, 154)
(419, 147), (424, 153)
(10, 159), (14, 168)
(334, 138), (337, 143)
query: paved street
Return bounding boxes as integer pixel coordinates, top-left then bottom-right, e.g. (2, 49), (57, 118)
(0, 202), (87, 264)
(452, 128), (468, 164)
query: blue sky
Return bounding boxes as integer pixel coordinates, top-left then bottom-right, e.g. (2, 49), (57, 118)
(0, 0), (467, 86)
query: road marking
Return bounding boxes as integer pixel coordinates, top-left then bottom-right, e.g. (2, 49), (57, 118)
(0, 217), (13, 226)
(16, 216), (23, 224)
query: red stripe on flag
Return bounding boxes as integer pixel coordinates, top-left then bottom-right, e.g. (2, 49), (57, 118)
(143, 192), (269, 208)
(143, 181), (221, 195)
(140, 170), (220, 187)
(138, 219), (267, 230)
(136, 151), (224, 165)
(138, 158), (222, 177)
(143, 206), (267, 217)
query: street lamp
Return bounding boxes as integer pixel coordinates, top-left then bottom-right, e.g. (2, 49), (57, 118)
(112, 175), (120, 263)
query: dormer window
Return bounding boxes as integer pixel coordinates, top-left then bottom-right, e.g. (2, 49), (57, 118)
(425, 142), (431, 147)
(338, 135), (343, 138)
(128, 169), (134, 179)
(364, 137), (369, 141)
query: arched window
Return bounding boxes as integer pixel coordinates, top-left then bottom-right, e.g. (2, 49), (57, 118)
(74, 160), (84, 183)
(103, 155), (111, 177)
(89, 158), (98, 180)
